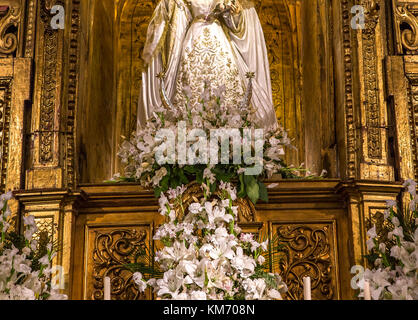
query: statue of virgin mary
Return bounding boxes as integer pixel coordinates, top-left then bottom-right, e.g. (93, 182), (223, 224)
(137, 0), (277, 129)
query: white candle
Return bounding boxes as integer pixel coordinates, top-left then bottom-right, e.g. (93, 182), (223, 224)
(363, 280), (371, 300)
(303, 276), (311, 300)
(104, 276), (111, 300)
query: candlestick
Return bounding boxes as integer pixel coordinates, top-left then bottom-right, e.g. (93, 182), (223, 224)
(364, 280), (371, 300)
(104, 276), (111, 300)
(303, 276), (311, 300)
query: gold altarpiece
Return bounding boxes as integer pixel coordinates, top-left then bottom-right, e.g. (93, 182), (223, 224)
(1, 0), (417, 299)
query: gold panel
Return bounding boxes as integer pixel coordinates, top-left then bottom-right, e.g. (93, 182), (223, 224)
(272, 221), (338, 300)
(85, 225), (151, 300)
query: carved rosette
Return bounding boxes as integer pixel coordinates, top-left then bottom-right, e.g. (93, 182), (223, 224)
(274, 223), (337, 300)
(92, 229), (148, 300)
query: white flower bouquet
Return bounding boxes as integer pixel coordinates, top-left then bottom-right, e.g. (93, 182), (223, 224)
(115, 83), (314, 204)
(128, 182), (287, 300)
(0, 192), (67, 300)
(361, 179), (418, 300)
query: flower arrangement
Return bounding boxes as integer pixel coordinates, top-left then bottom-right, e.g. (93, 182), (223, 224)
(115, 83), (317, 204)
(0, 192), (67, 300)
(361, 179), (418, 300)
(114, 82), (322, 300)
(128, 182), (287, 300)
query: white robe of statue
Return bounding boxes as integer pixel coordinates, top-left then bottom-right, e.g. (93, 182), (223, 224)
(137, 0), (277, 129)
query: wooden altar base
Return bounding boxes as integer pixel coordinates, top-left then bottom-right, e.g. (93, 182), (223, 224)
(14, 179), (403, 300)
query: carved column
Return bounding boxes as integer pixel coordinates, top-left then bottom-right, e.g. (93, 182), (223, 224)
(390, 1), (418, 181)
(25, 0), (65, 189)
(14, 190), (85, 297)
(356, 0), (395, 180)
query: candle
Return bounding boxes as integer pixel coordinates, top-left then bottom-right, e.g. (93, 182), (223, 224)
(303, 276), (311, 300)
(104, 276), (111, 300)
(363, 280), (371, 300)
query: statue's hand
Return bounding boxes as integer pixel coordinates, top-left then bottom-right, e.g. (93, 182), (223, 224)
(226, 0), (242, 15)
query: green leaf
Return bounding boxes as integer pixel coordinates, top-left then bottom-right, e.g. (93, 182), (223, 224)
(196, 170), (204, 184)
(244, 175), (259, 204)
(238, 173), (246, 198)
(154, 188), (162, 198)
(258, 181), (269, 203)
(184, 165), (197, 174)
(160, 175), (169, 191)
(178, 168), (189, 184)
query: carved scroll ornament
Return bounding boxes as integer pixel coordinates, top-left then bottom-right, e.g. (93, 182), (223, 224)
(92, 229), (148, 300)
(275, 223), (335, 300)
(0, 1), (21, 56)
(393, 0), (418, 54)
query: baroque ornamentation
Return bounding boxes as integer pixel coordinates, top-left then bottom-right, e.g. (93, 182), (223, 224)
(33, 216), (56, 242)
(406, 77), (418, 180)
(0, 1), (21, 57)
(38, 30), (57, 164)
(24, 0), (37, 57)
(92, 229), (148, 300)
(0, 77), (12, 193)
(64, 0), (80, 188)
(392, 0), (418, 54)
(275, 223), (335, 300)
(342, 0), (357, 178)
(361, 0), (382, 159)
(38, 0), (63, 164)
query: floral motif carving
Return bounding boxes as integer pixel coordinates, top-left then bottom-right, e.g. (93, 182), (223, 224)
(92, 229), (148, 300)
(275, 223), (336, 300)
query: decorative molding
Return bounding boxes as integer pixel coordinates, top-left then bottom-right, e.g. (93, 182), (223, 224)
(24, 0), (37, 58)
(406, 76), (418, 179)
(342, 0), (357, 178)
(64, 0), (80, 189)
(0, 77), (12, 193)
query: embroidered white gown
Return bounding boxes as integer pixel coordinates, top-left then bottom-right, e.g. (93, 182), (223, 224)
(137, 0), (277, 129)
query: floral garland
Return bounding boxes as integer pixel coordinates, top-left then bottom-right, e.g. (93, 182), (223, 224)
(361, 179), (418, 300)
(130, 182), (287, 300)
(0, 192), (67, 300)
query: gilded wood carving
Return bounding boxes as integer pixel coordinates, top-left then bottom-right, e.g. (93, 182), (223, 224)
(0, 77), (12, 193)
(393, 0), (418, 54)
(91, 228), (148, 300)
(0, 1), (20, 57)
(274, 222), (337, 300)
